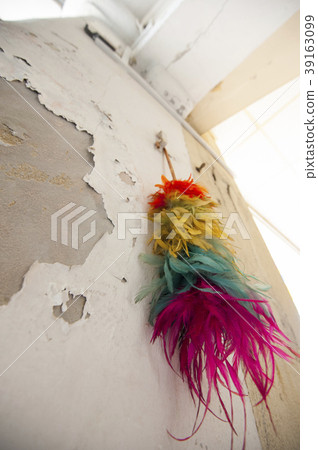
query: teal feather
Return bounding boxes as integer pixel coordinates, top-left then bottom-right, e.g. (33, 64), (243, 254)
(136, 240), (271, 323)
(135, 277), (166, 303)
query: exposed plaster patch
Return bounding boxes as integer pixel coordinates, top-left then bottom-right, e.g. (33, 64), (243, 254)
(16, 88), (101, 196)
(52, 304), (63, 317)
(52, 292), (87, 324)
(119, 171), (136, 186)
(0, 78), (115, 305)
(3, 74), (92, 144)
(111, 158), (137, 189)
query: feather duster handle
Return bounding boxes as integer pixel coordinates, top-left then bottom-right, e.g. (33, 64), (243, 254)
(136, 174), (298, 444)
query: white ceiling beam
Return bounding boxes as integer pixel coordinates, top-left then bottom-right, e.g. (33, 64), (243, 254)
(187, 11), (300, 134)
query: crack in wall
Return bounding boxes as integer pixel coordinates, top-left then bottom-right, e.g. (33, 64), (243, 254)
(51, 31), (78, 50)
(13, 55), (32, 67)
(167, 0), (230, 69)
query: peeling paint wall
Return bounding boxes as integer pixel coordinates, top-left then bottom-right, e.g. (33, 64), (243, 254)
(0, 79), (113, 305)
(0, 17), (263, 450)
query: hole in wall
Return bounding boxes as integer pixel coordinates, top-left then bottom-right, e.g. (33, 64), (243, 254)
(52, 292), (87, 324)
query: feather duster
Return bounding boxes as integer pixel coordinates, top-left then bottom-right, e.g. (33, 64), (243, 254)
(136, 170), (298, 446)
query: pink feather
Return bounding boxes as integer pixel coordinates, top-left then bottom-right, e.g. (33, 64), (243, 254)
(151, 279), (293, 444)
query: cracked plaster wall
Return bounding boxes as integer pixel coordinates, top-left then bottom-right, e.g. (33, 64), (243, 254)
(0, 79), (113, 305)
(0, 17), (263, 450)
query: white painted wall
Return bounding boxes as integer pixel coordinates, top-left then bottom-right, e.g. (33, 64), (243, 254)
(0, 17), (261, 450)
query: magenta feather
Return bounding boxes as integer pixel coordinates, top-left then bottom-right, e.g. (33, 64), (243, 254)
(151, 279), (292, 441)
